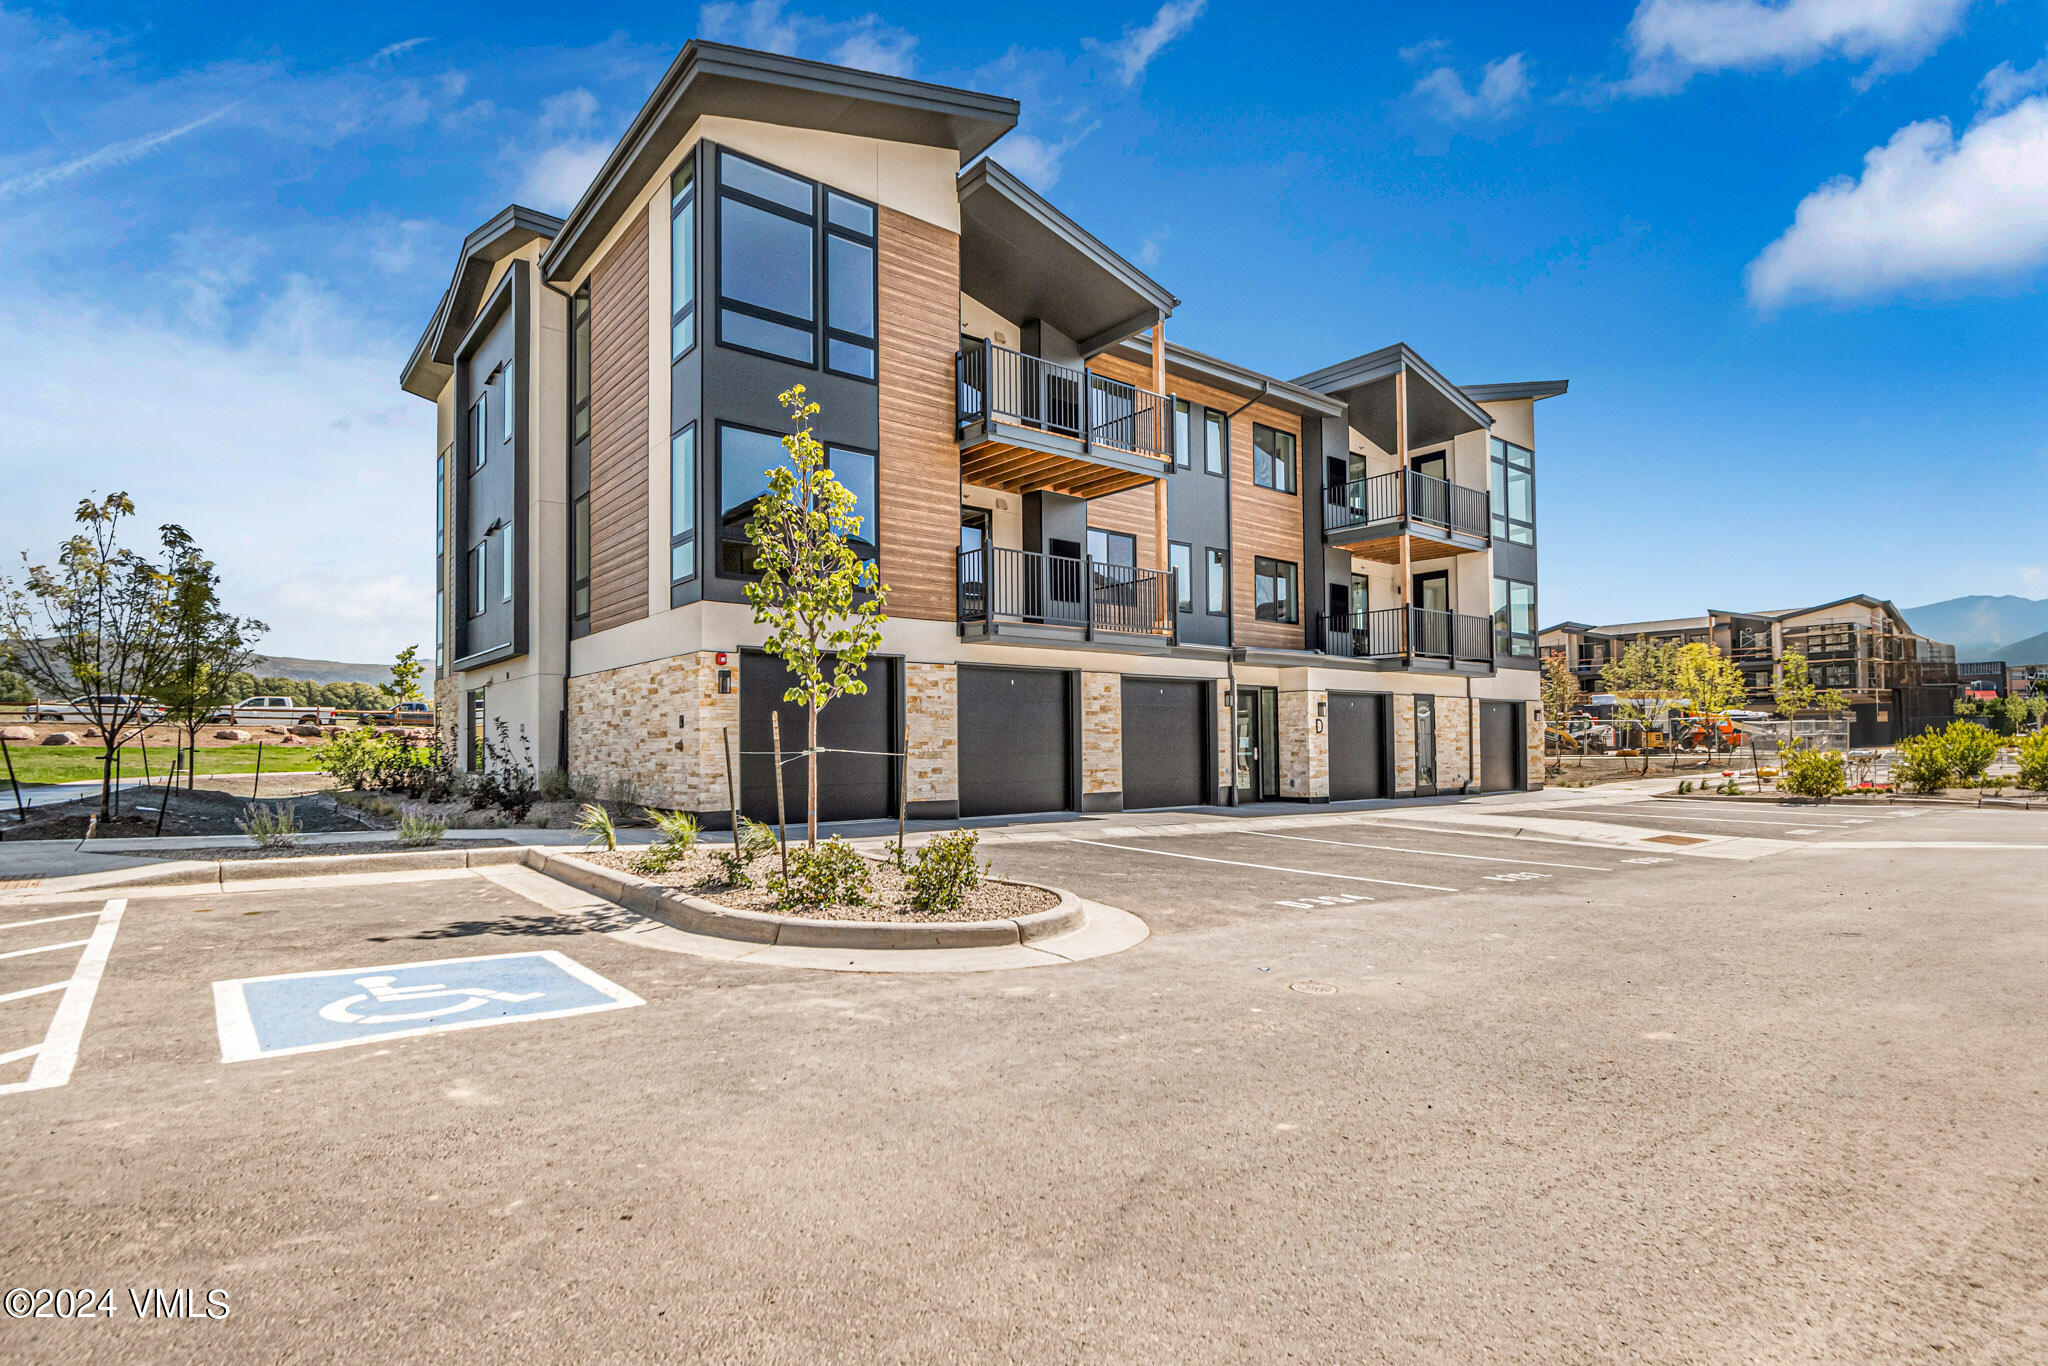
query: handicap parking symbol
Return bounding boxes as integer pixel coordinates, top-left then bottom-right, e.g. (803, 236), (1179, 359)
(213, 950), (643, 1063)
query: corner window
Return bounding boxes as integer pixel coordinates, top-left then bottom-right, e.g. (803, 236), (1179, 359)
(717, 150), (815, 365)
(671, 159), (698, 359)
(1205, 547), (1227, 615)
(824, 191), (877, 381)
(718, 423), (785, 576)
(825, 445), (878, 562)
(572, 495), (590, 619)
(1490, 437), (1534, 545)
(1173, 400), (1191, 470)
(468, 396), (486, 470)
(1203, 410), (1226, 477)
(1493, 577), (1536, 657)
(571, 284), (591, 443)
(671, 425), (697, 583)
(1169, 542), (1192, 612)
(499, 524), (514, 603)
(1252, 424), (1296, 494)
(1254, 557), (1298, 624)
(1085, 528), (1135, 567)
(468, 542), (486, 616)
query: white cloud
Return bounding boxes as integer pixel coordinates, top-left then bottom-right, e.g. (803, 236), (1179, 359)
(536, 88), (599, 137)
(1085, 0), (1207, 88)
(1746, 94), (2048, 306)
(518, 139), (611, 214)
(995, 123), (1100, 190)
(1981, 49), (2048, 113)
(1410, 53), (1532, 124)
(697, 1), (919, 76)
(1623, 0), (1975, 94)
(1398, 38), (1452, 66)
(369, 37), (431, 65)
(0, 106), (237, 202)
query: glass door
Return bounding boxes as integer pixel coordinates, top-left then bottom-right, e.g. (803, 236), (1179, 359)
(1235, 686), (1279, 802)
(959, 509), (989, 618)
(1412, 570), (1450, 656)
(1414, 694), (1437, 796)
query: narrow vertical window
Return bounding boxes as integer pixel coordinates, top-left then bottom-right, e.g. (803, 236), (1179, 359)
(571, 284), (592, 443)
(1173, 400), (1191, 469)
(1204, 411), (1225, 476)
(500, 361), (514, 443)
(824, 191), (877, 380)
(500, 524), (514, 603)
(670, 425), (697, 582)
(572, 494), (590, 619)
(826, 446), (879, 562)
(435, 454), (445, 550)
(469, 396), (487, 470)
(671, 159), (697, 359)
(469, 543), (486, 616)
(1205, 547), (1226, 615)
(1169, 542), (1192, 612)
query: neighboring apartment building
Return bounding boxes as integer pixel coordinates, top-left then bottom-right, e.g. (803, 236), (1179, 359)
(1957, 661), (2010, 698)
(1541, 595), (1959, 746)
(400, 42), (1566, 826)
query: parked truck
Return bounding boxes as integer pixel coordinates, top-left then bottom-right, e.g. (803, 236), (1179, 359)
(208, 696), (339, 726)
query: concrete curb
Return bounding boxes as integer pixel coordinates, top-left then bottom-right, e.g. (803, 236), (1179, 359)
(523, 848), (1085, 950)
(1649, 792), (2046, 810)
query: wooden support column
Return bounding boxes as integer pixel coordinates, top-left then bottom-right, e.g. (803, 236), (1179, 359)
(1152, 322), (1169, 570)
(1395, 368), (1409, 605)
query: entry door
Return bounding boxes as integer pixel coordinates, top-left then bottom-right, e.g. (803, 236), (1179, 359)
(1414, 694), (1438, 796)
(1409, 451), (1449, 525)
(1480, 700), (1521, 792)
(1412, 571), (1450, 656)
(1235, 686), (1278, 801)
(959, 509), (989, 617)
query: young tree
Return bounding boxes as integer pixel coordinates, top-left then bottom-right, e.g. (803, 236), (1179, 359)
(1672, 642), (1748, 748)
(744, 386), (890, 847)
(1599, 635), (1678, 771)
(1540, 648), (1581, 751)
(383, 644), (424, 707)
(154, 526), (266, 789)
(0, 493), (178, 819)
(1773, 651), (1849, 718)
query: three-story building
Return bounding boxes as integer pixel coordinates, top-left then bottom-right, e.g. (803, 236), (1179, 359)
(401, 42), (1566, 825)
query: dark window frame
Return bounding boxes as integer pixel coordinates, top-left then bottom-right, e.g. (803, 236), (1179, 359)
(572, 493), (590, 620)
(468, 541), (487, 617)
(670, 423), (698, 584)
(822, 440), (881, 566)
(1490, 437), (1535, 546)
(1085, 527), (1136, 566)
(1203, 409), (1227, 478)
(1252, 423), (1297, 495)
(468, 394), (487, 471)
(714, 420), (883, 579)
(822, 189), (879, 384)
(670, 154), (698, 360)
(1173, 399), (1191, 470)
(570, 284), (592, 443)
(1168, 541), (1193, 613)
(1253, 556), (1299, 624)
(715, 147), (819, 367)
(1205, 546), (1228, 617)
(1492, 575), (1537, 658)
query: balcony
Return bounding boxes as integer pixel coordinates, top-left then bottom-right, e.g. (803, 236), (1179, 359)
(958, 545), (1176, 644)
(1323, 469), (1490, 562)
(956, 340), (1172, 499)
(1318, 607), (1494, 670)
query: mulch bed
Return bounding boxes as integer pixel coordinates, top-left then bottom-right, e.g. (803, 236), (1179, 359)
(571, 847), (1058, 923)
(1, 787), (373, 842)
(134, 838), (517, 861)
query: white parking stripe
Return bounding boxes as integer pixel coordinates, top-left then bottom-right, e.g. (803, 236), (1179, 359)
(0, 982), (69, 1006)
(0, 911), (104, 931)
(0, 938), (91, 960)
(0, 899), (125, 1098)
(1071, 839), (1454, 892)
(0, 1045), (41, 1066)
(1592, 808), (1854, 830)
(1622, 801), (1867, 826)
(1238, 830), (1614, 871)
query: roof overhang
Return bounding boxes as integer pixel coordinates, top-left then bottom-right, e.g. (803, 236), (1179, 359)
(1461, 379), (1569, 403)
(1293, 344), (1493, 451)
(400, 205), (562, 400)
(541, 42), (1017, 286)
(1103, 337), (1346, 417)
(958, 159), (1178, 356)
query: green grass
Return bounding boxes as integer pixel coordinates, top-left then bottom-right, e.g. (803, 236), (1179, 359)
(0, 741), (330, 786)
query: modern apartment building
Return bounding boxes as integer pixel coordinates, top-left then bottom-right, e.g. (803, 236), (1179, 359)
(401, 42), (1565, 826)
(1541, 594), (1959, 746)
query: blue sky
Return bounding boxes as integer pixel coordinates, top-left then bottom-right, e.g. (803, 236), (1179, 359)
(3, 0), (2044, 659)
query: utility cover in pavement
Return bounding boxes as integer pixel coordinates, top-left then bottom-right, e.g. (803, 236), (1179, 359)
(213, 950), (643, 1062)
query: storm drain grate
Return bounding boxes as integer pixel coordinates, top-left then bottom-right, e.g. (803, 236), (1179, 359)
(0, 877), (43, 890)
(1645, 835), (1707, 846)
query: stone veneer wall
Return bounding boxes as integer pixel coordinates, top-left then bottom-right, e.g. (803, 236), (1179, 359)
(565, 651), (737, 810)
(1080, 671), (1121, 803)
(1392, 695), (1417, 794)
(1526, 702), (1546, 790)
(1214, 679), (1234, 796)
(1278, 689), (1328, 800)
(904, 662), (957, 805)
(1437, 696), (1472, 792)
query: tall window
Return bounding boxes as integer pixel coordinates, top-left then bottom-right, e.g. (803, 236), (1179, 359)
(824, 192), (877, 380)
(499, 362), (514, 445)
(499, 525), (514, 603)
(1490, 438), (1534, 545)
(469, 542), (486, 616)
(1173, 400), (1191, 469)
(435, 589), (444, 667)
(571, 284), (592, 442)
(1169, 542), (1192, 612)
(469, 395), (487, 469)
(1205, 547), (1227, 615)
(718, 150), (815, 364)
(825, 445), (878, 562)
(572, 495), (590, 619)
(1493, 577), (1536, 657)
(435, 454), (445, 553)
(1086, 528), (1135, 566)
(1254, 557), (1298, 623)
(1203, 410), (1226, 476)
(1253, 424), (1296, 494)
(718, 424), (877, 576)
(670, 425), (697, 582)
(671, 159), (697, 359)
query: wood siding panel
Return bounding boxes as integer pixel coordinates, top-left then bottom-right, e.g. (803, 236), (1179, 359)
(587, 212), (650, 633)
(876, 207), (961, 623)
(1085, 485), (1157, 570)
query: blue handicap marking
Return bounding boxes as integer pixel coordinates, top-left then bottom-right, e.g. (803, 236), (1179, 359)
(213, 949), (643, 1062)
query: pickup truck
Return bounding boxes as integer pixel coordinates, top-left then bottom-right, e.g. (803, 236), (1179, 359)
(367, 700), (435, 725)
(22, 695), (166, 725)
(208, 696), (339, 725)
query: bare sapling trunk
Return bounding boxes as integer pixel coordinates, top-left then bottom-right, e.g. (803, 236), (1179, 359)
(807, 701), (819, 848)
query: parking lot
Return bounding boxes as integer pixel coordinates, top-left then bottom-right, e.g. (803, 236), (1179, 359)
(0, 793), (2043, 1362)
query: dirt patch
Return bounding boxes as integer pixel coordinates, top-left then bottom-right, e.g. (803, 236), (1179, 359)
(569, 848), (1060, 923)
(1, 786), (376, 842)
(134, 838), (516, 861)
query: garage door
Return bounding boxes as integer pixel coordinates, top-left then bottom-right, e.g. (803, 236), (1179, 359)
(1121, 677), (1208, 810)
(1480, 700), (1522, 793)
(958, 667), (1071, 817)
(1327, 691), (1388, 801)
(740, 651), (898, 824)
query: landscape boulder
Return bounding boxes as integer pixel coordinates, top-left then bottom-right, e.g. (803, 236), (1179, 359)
(264, 726), (287, 736)
(290, 724), (323, 738)
(214, 728), (252, 742)
(0, 726), (31, 743)
(40, 731), (83, 746)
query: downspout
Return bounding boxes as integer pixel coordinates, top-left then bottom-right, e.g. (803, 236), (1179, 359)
(540, 275), (577, 776)
(1220, 384), (1266, 808)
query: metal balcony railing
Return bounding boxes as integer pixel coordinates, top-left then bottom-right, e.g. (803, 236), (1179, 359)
(1324, 469), (1491, 540)
(956, 340), (1172, 461)
(1318, 607), (1494, 664)
(958, 546), (1175, 640)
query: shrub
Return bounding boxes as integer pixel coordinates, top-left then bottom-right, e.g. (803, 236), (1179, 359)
(630, 809), (700, 875)
(1677, 780), (1693, 794)
(2015, 729), (2048, 791)
(238, 802), (300, 848)
(1775, 742), (1846, 799)
(471, 721), (537, 819)
(1891, 732), (1951, 794)
(574, 802), (618, 851)
(538, 767), (576, 802)
(314, 728), (388, 790)
(1940, 720), (1998, 784)
(711, 817), (777, 888)
(904, 830), (987, 917)
(768, 837), (873, 911)
(397, 813), (445, 847)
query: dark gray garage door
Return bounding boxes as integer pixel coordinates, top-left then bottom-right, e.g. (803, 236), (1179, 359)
(740, 650), (898, 824)
(959, 666), (1071, 817)
(1480, 700), (1522, 793)
(1121, 677), (1208, 810)
(1327, 691), (1388, 801)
